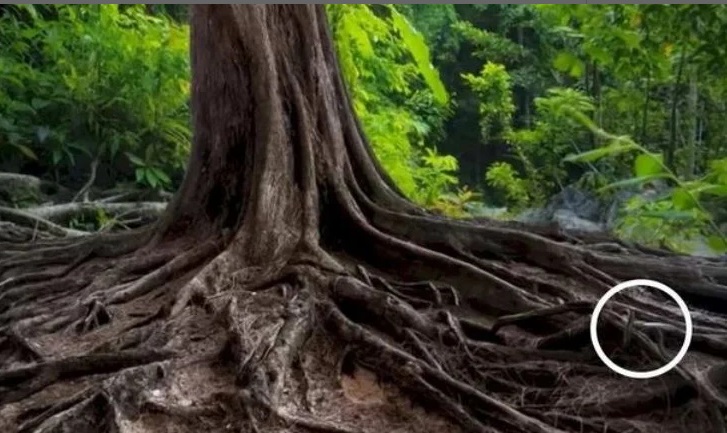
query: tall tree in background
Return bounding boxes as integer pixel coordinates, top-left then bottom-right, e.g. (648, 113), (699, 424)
(1, 5), (727, 433)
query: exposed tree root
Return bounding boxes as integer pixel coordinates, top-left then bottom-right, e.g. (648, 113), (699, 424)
(2, 222), (726, 433)
(0, 349), (172, 404)
(15, 386), (96, 433)
(0, 328), (43, 364)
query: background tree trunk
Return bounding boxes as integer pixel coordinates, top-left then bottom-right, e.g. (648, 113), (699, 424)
(1, 5), (727, 433)
(685, 71), (699, 179)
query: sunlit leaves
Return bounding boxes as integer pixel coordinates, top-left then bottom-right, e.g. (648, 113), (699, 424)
(327, 5), (456, 207)
(453, 20), (525, 64)
(599, 174), (669, 192)
(390, 8), (448, 104)
(485, 161), (530, 210)
(462, 62), (515, 141)
(707, 235), (727, 253)
(553, 51), (584, 78)
(672, 188), (698, 211)
(633, 153), (664, 177)
(563, 141), (637, 163)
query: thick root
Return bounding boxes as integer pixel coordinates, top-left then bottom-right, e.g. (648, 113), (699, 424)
(2, 236), (726, 433)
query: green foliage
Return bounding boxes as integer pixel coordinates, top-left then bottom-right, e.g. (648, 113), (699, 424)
(397, 5), (460, 64)
(453, 21), (525, 65)
(428, 4), (727, 251)
(552, 51), (584, 78)
(328, 5), (460, 211)
(614, 196), (710, 254)
(126, 152), (172, 190)
(563, 116), (727, 254)
(2, 5), (464, 214)
(429, 186), (482, 218)
(411, 148), (459, 206)
(462, 62), (515, 142)
(389, 10), (447, 105)
(461, 61), (554, 209)
(484, 162), (529, 210)
(497, 88), (598, 204)
(0, 5), (190, 189)
(452, 5), (557, 97)
(4, 3), (727, 249)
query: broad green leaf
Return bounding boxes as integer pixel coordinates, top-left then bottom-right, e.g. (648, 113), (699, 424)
(145, 169), (158, 188)
(67, 142), (92, 157)
(569, 60), (585, 78)
(707, 235), (727, 253)
(553, 51), (577, 72)
(12, 144), (38, 160)
(553, 51), (584, 78)
(617, 29), (640, 50)
(598, 174), (670, 192)
(700, 184), (727, 197)
(633, 153), (664, 177)
(564, 142), (638, 163)
(10, 101), (35, 114)
(672, 188), (698, 211)
(110, 139), (120, 158)
(151, 167), (171, 185)
(16, 4), (39, 22)
(585, 45), (612, 66)
(638, 210), (696, 221)
(390, 8), (448, 105)
(126, 152), (145, 166)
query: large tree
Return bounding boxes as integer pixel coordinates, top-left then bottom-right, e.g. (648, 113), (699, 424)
(2, 5), (727, 433)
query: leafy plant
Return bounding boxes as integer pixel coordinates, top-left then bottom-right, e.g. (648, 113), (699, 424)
(126, 152), (172, 190)
(410, 148), (459, 206)
(429, 186), (482, 218)
(462, 62), (515, 142)
(564, 112), (727, 254)
(484, 161), (530, 211)
(328, 5), (458, 209)
(506, 88), (599, 197)
(0, 5), (190, 189)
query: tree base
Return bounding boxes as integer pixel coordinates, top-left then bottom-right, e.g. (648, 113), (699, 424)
(3, 5), (727, 433)
(2, 225), (727, 433)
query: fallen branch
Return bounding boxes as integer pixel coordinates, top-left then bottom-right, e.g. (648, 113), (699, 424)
(25, 201), (167, 226)
(97, 187), (174, 203)
(0, 173), (67, 204)
(0, 221), (56, 243)
(0, 206), (87, 237)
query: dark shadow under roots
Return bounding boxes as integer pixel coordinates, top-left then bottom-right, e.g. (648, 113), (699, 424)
(2, 5), (727, 433)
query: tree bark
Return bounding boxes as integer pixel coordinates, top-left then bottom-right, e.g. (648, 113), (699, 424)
(1, 5), (727, 433)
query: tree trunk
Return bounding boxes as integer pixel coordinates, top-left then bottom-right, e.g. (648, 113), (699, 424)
(2, 5), (727, 433)
(685, 71), (698, 179)
(666, 47), (687, 171)
(640, 17), (651, 145)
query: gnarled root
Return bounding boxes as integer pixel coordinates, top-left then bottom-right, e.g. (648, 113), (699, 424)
(1, 232), (726, 433)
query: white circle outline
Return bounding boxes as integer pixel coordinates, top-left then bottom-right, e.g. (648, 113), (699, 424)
(589, 279), (693, 379)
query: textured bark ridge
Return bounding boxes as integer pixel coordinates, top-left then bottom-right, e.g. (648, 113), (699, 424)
(2, 5), (727, 433)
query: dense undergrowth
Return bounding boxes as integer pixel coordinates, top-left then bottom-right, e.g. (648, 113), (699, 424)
(1, 4), (726, 254)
